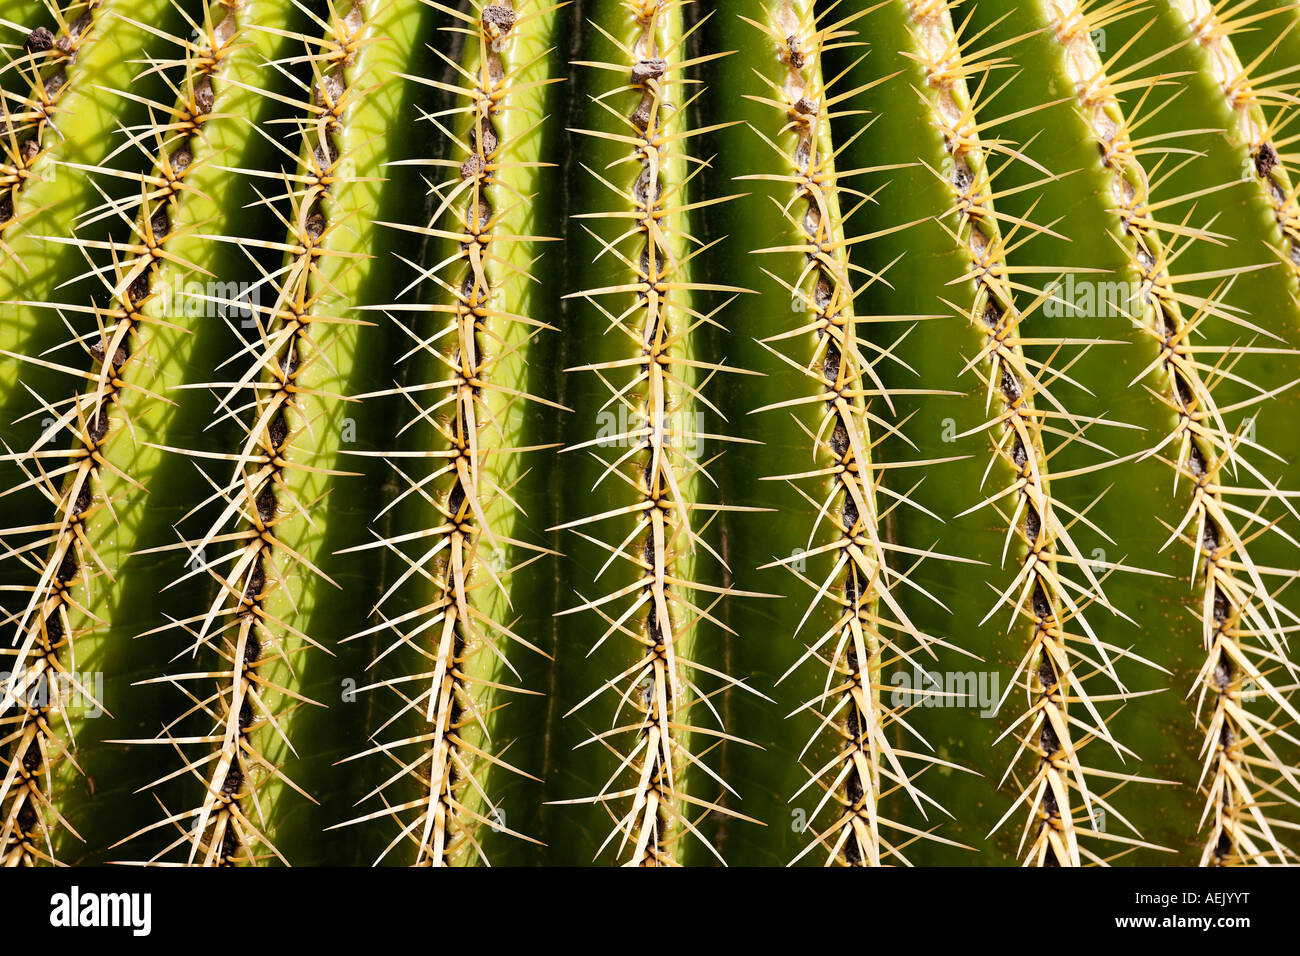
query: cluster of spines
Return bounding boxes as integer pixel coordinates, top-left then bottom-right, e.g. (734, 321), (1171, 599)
(557, 0), (755, 866)
(1045, 0), (1300, 865)
(332, 0), (557, 867)
(0, 1), (103, 254)
(903, 0), (1156, 866)
(119, 0), (370, 867)
(741, 1), (966, 866)
(1170, 0), (1300, 290)
(0, 1), (238, 868)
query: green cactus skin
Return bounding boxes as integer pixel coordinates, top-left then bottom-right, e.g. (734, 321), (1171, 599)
(1, 0), (1299, 867)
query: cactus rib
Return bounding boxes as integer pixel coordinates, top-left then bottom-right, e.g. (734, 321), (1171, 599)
(1169, 0), (1300, 288)
(557, 0), (755, 866)
(0, 1), (104, 260)
(740, 0), (970, 867)
(330, 0), (561, 866)
(0, 0), (234, 868)
(1046, 0), (1300, 865)
(115, 0), (380, 867)
(901, 0), (1156, 867)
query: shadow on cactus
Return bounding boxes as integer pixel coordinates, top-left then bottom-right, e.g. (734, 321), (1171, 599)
(1, 0), (1298, 867)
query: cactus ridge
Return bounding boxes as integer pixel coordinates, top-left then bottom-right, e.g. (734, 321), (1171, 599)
(1042, 0), (1300, 867)
(0, 1), (104, 255)
(0, 1), (241, 867)
(552, 0), (764, 867)
(739, 1), (978, 867)
(328, 0), (562, 867)
(112, 0), (377, 867)
(1170, 0), (1300, 289)
(900, 0), (1177, 867)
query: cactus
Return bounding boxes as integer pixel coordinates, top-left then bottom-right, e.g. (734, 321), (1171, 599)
(1, 0), (1299, 867)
